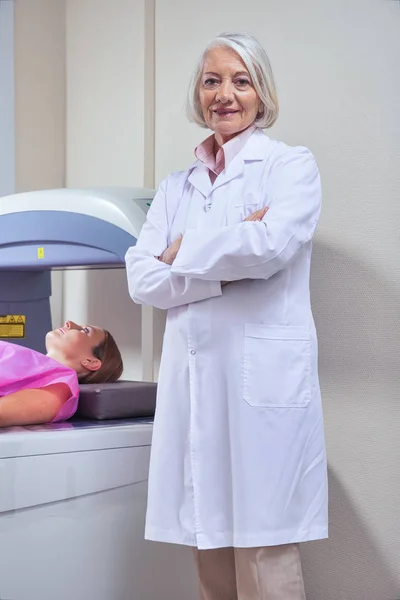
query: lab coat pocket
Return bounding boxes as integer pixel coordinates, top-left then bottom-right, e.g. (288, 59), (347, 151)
(243, 324), (311, 408)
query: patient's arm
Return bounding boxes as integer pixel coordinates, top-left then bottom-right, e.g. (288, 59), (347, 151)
(0, 383), (71, 427)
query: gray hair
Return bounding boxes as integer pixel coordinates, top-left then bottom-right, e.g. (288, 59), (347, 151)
(186, 32), (279, 129)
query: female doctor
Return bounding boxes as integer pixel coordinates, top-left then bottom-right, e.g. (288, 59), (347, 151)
(126, 32), (328, 600)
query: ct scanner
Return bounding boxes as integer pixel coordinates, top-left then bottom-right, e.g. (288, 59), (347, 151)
(0, 189), (198, 600)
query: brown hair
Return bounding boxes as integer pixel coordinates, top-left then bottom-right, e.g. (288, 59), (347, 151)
(79, 330), (123, 384)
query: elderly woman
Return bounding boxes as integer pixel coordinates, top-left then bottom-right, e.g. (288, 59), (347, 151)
(126, 32), (327, 600)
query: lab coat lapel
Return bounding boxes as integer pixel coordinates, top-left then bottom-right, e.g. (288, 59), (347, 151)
(212, 155), (245, 192)
(187, 130), (272, 195)
(188, 162), (212, 198)
(212, 128), (271, 192)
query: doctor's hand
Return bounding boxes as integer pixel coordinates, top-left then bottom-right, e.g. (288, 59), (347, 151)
(159, 235), (183, 265)
(244, 206), (269, 222)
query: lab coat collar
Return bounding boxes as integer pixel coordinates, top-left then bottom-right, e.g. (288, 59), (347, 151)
(241, 127), (271, 161)
(188, 162), (213, 197)
(188, 128), (271, 196)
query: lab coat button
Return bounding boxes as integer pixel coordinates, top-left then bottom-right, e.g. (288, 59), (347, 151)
(190, 350), (196, 355)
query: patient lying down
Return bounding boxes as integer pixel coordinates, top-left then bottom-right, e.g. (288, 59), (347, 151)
(0, 321), (123, 428)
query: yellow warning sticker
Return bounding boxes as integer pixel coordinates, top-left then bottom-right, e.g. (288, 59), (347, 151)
(0, 315), (26, 338)
(37, 247), (45, 259)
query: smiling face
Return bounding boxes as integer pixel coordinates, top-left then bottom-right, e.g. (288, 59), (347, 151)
(199, 46), (261, 146)
(45, 321), (105, 375)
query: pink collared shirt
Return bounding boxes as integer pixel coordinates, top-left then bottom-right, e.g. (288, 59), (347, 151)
(195, 125), (257, 183)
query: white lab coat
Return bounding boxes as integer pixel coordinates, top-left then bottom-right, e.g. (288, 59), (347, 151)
(125, 128), (328, 550)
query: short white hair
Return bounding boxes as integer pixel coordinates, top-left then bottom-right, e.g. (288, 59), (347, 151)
(186, 32), (279, 129)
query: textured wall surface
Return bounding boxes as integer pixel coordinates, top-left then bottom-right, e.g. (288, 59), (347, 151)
(64, 0), (148, 380)
(155, 1), (400, 598)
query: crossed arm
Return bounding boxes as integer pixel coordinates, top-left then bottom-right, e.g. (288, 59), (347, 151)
(125, 148), (321, 309)
(125, 193), (271, 311)
(158, 207), (268, 267)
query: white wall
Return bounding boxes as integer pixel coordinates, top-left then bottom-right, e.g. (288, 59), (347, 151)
(64, 0), (149, 380)
(155, 1), (400, 599)
(0, 0), (15, 197)
(14, 0), (66, 193)
(13, 0), (66, 328)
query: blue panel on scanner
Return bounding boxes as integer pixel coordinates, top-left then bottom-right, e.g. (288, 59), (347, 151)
(0, 210), (137, 351)
(0, 211), (136, 269)
(0, 244), (122, 270)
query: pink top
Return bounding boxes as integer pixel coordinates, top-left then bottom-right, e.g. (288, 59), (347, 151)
(195, 125), (256, 183)
(0, 341), (79, 423)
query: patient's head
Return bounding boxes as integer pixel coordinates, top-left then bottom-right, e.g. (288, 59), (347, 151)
(45, 321), (123, 383)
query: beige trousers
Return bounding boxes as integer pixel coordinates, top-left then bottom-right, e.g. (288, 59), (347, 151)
(193, 544), (306, 600)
